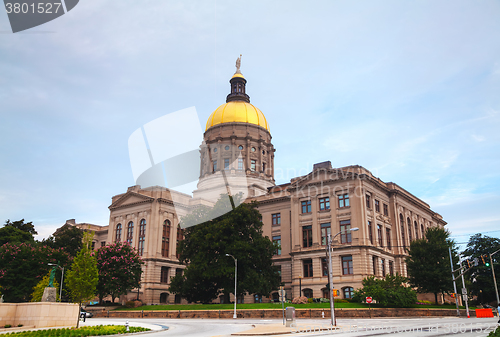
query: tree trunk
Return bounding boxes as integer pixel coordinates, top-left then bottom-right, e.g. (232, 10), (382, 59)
(434, 292), (438, 305)
(76, 303), (81, 328)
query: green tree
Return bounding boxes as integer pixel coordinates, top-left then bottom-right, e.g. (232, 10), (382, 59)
(462, 234), (500, 305)
(95, 242), (143, 304)
(0, 243), (69, 302)
(405, 227), (458, 304)
(4, 219), (37, 235)
(31, 272), (59, 302)
(169, 195), (281, 303)
(46, 224), (84, 258)
(352, 274), (417, 307)
(0, 226), (35, 246)
(66, 232), (98, 327)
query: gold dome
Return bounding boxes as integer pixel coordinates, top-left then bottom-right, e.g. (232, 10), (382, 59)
(205, 101), (270, 132)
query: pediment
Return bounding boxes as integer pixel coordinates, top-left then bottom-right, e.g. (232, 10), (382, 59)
(109, 192), (154, 210)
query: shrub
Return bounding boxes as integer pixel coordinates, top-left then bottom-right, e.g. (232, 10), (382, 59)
(124, 301), (135, 308)
(292, 296), (308, 304)
(352, 273), (417, 308)
(307, 298), (313, 303)
(4, 324), (11, 328)
(319, 297), (329, 303)
(334, 299), (349, 303)
(488, 326), (500, 337)
(18, 324), (23, 327)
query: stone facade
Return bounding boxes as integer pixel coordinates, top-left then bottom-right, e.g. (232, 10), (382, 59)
(62, 65), (446, 305)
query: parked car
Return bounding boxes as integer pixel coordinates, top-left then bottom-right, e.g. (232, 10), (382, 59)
(80, 308), (93, 318)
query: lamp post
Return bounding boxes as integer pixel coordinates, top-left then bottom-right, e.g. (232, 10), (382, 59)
(298, 275), (302, 297)
(226, 254), (237, 319)
(48, 263), (64, 302)
(326, 227), (359, 327)
(490, 249), (500, 305)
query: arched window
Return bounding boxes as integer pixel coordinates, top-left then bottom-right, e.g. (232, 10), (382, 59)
(138, 219), (146, 256)
(322, 288), (329, 299)
(421, 224), (425, 238)
(115, 223), (122, 242)
(407, 217), (412, 242)
(343, 287), (354, 299)
(414, 221), (419, 240)
(303, 288), (313, 299)
(400, 214), (406, 248)
(160, 293), (168, 304)
(162, 220), (171, 257)
(127, 221), (134, 244)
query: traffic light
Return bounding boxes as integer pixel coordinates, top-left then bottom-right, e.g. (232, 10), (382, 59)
(466, 260), (472, 268)
(483, 255), (490, 267)
(332, 290), (339, 297)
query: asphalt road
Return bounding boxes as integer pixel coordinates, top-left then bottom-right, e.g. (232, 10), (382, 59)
(82, 316), (500, 337)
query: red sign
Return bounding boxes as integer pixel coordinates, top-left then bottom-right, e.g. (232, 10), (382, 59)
(366, 297), (373, 303)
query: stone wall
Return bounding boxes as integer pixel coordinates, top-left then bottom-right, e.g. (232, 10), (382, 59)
(90, 308), (473, 319)
(0, 303), (79, 328)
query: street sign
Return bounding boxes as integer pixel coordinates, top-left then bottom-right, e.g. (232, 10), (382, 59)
(462, 288), (467, 295)
(366, 297), (373, 303)
(279, 289), (286, 297)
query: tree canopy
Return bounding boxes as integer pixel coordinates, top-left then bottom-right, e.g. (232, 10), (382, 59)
(462, 234), (500, 305)
(0, 242), (69, 302)
(4, 219), (37, 236)
(405, 227), (458, 304)
(352, 274), (417, 307)
(95, 242), (143, 303)
(169, 194), (281, 303)
(45, 224), (84, 258)
(0, 225), (35, 246)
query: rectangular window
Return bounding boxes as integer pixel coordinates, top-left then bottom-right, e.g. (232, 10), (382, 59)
(375, 200), (380, 212)
(273, 236), (281, 256)
(320, 223), (331, 246)
(401, 224), (406, 249)
(101, 241), (106, 247)
(321, 258), (329, 276)
(389, 261), (394, 276)
(368, 221), (373, 244)
(381, 258), (386, 276)
(377, 224), (383, 246)
(250, 160), (256, 172)
(386, 228), (392, 250)
(340, 220), (352, 244)
(272, 213), (281, 226)
(301, 200), (311, 213)
(160, 266), (169, 283)
(224, 158), (230, 170)
(238, 158), (244, 170)
(338, 193), (349, 208)
(262, 162), (266, 172)
(372, 256), (377, 275)
(213, 160), (217, 172)
(91, 242), (95, 250)
(342, 256), (353, 275)
(277, 265), (282, 283)
(366, 194), (371, 208)
(302, 225), (312, 248)
(383, 203), (389, 216)
(303, 259), (313, 277)
(319, 197), (330, 211)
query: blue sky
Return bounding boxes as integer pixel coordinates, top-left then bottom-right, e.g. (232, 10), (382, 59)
(1, 0), (499, 248)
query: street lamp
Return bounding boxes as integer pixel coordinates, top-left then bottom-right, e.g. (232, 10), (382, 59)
(490, 249), (500, 305)
(326, 227), (359, 327)
(48, 263), (64, 302)
(226, 254), (237, 319)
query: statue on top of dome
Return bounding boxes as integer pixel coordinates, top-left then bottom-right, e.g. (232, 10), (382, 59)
(235, 54), (242, 74)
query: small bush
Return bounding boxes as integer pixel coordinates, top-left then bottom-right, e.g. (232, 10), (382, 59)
(319, 297), (329, 303)
(488, 326), (500, 337)
(18, 324), (23, 327)
(334, 299), (349, 303)
(4, 324), (11, 328)
(307, 298), (313, 303)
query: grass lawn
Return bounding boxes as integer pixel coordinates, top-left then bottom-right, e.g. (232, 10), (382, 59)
(117, 302), (470, 311)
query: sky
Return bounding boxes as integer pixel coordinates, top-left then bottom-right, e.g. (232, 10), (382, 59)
(1, 0), (499, 249)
